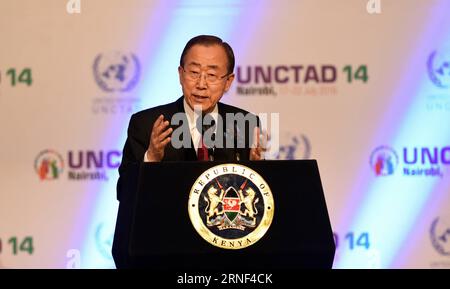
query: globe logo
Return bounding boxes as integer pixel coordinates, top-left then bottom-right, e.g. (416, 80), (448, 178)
(93, 52), (140, 92)
(370, 146), (398, 176)
(266, 132), (311, 160)
(427, 50), (450, 88)
(430, 217), (450, 256)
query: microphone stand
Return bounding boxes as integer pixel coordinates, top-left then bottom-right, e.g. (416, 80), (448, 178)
(200, 118), (215, 161)
(208, 133), (216, 161)
(234, 120), (240, 161)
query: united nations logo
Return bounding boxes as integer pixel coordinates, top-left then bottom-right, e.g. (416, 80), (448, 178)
(188, 164), (274, 249)
(93, 51), (140, 92)
(430, 217), (450, 256)
(267, 132), (311, 160)
(427, 50), (450, 88)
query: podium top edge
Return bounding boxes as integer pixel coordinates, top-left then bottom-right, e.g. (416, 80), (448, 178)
(141, 159), (318, 164)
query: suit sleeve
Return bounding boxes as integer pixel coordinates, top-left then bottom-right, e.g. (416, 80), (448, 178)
(117, 114), (149, 201)
(112, 114), (149, 268)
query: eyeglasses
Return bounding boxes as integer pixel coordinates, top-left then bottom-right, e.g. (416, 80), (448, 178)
(182, 67), (230, 85)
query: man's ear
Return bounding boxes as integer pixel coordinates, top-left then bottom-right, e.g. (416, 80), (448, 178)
(178, 66), (183, 85)
(224, 73), (235, 92)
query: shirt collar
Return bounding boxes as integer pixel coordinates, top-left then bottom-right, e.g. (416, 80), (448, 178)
(183, 98), (219, 133)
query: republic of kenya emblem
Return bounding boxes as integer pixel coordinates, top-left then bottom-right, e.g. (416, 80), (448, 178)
(188, 164), (274, 249)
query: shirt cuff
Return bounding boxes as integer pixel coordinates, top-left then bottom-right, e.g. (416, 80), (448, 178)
(143, 151), (150, 162)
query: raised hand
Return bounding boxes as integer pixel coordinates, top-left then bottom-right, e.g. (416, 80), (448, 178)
(145, 114), (173, 162)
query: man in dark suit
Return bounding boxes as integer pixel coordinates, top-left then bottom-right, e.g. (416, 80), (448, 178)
(112, 35), (264, 268)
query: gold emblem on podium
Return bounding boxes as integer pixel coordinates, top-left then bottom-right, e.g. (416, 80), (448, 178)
(188, 164), (274, 249)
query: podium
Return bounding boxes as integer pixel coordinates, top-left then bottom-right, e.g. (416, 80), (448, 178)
(117, 160), (335, 269)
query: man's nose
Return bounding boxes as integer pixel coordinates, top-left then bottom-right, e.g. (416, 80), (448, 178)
(196, 73), (207, 89)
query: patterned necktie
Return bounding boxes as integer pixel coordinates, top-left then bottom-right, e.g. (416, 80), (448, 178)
(197, 136), (209, 161)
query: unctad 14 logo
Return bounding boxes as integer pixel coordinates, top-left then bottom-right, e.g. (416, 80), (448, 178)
(34, 149), (121, 181)
(34, 150), (64, 180)
(370, 145), (449, 177)
(235, 64), (368, 97)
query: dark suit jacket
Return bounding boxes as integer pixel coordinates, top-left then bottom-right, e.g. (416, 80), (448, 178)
(112, 96), (259, 268)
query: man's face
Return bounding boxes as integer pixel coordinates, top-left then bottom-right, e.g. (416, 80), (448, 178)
(179, 44), (235, 114)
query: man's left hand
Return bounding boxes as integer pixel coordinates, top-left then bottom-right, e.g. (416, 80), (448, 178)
(250, 127), (268, 160)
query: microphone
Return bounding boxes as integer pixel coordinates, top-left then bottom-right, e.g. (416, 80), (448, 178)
(224, 120), (241, 162)
(208, 133), (216, 161)
(196, 114), (216, 161)
(234, 120), (240, 161)
(196, 114), (215, 135)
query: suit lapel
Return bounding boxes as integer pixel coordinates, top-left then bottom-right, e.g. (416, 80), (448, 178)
(165, 97), (197, 161)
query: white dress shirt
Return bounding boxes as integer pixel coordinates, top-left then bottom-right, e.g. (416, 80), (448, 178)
(144, 98), (218, 162)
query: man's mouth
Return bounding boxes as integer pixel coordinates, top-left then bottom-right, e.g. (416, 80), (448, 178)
(193, 94), (209, 100)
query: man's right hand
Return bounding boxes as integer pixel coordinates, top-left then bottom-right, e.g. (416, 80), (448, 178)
(145, 114), (173, 162)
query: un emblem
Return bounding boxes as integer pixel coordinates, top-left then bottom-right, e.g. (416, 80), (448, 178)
(430, 217), (450, 256)
(188, 164), (274, 249)
(93, 51), (140, 92)
(427, 50), (450, 88)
